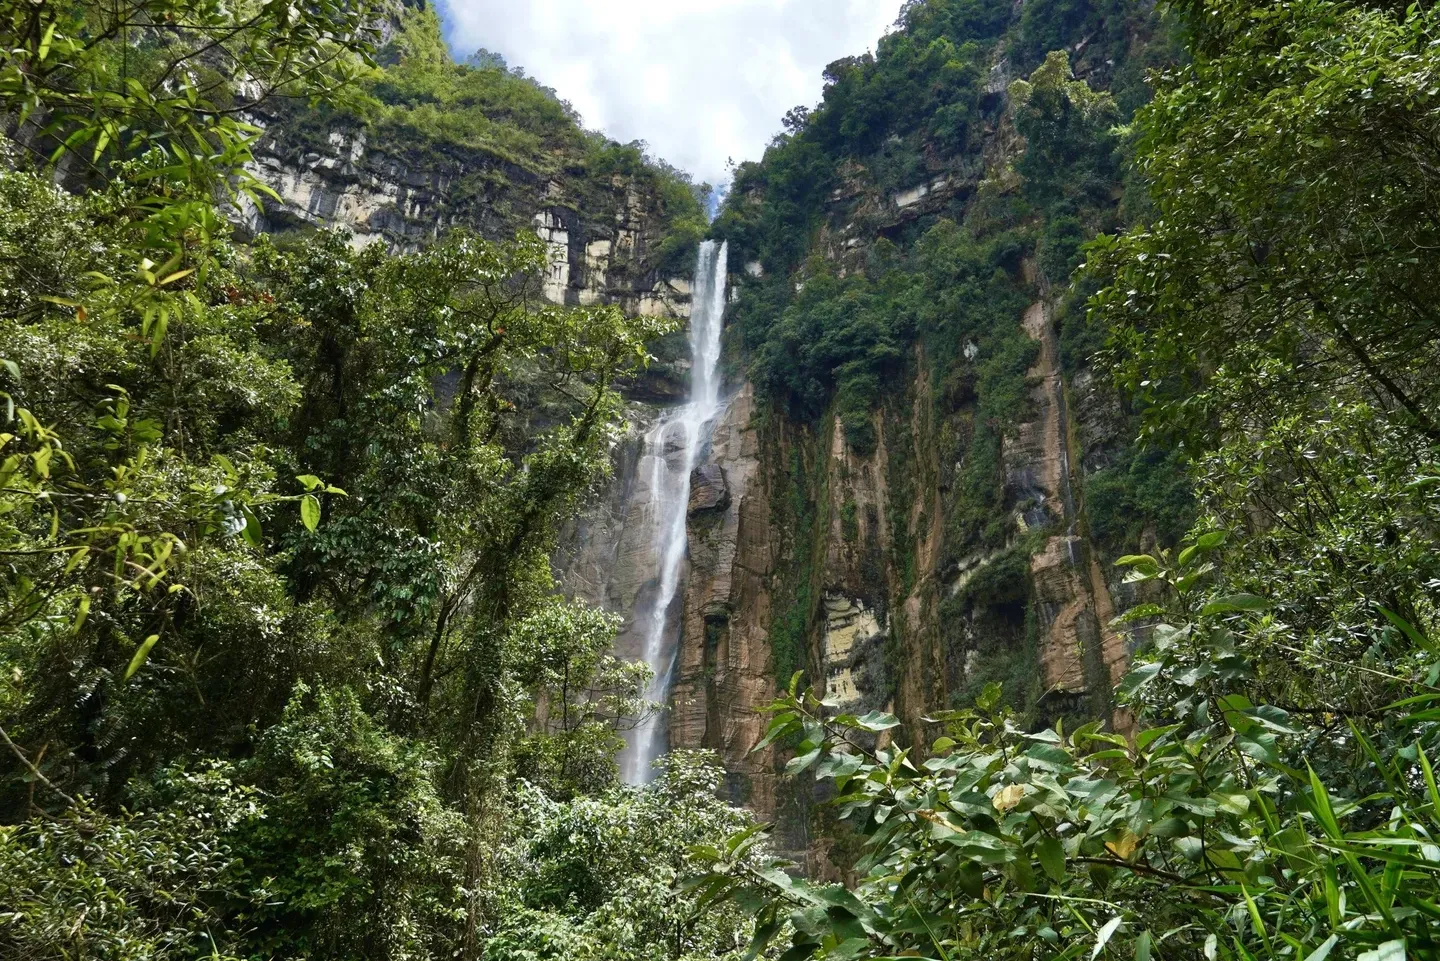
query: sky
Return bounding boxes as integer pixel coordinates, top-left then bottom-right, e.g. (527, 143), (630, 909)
(435, 0), (903, 187)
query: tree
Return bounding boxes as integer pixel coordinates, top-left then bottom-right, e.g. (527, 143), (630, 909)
(1088, 0), (1440, 451)
(486, 752), (763, 961)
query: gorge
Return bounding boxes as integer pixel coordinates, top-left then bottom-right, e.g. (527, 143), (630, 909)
(5, 0), (1440, 957)
(232, 0), (1180, 862)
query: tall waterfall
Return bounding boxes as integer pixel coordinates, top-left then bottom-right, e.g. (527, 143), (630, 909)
(622, 240), (728, 784)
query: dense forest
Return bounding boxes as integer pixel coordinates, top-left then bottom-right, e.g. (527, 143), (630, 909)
(1, 0), (1439, 959)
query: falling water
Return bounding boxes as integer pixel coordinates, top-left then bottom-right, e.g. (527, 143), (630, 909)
(622, 240), (729, 784)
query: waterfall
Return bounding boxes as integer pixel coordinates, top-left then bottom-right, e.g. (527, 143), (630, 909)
(622, 240), (728, 785)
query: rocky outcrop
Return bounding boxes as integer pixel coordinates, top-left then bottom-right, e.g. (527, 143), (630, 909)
(237, 123), (694, 318)
(820, 596), (884, 710)
(668, 385), (780, 813)
(1008, 296), (1130, 720)
(687, 464), (730, 514)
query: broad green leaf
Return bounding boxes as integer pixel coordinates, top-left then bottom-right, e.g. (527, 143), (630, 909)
(1200, 594), (1273, 616)
(1135, 724), (1182, 751)
(1379, 607), (1435, 652)
(786, 747), (822, 775)
(855, 711), (901, 732)
(1357, 942), (1406, 961)
(301, 494), (321, 532)
(1037, 836), (1065, 882)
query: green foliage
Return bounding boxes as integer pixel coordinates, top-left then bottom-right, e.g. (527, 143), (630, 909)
(0, 767), (256, 960)
(1083, 446), (1195, 553)
(770, 441), (823, 685)
(0, 0), (380, 282)
(704, 535), (1440, 960)
(485, 752), (761, 961)
(234, 686), (467, 960)
(1088, 0), (1440, 453)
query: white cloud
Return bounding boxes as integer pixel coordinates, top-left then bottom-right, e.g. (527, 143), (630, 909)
(434, 0), (902, 186)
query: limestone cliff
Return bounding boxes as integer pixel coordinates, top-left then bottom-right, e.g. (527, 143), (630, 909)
(231, 4), (705, 324)
(239, 126), (694, 318)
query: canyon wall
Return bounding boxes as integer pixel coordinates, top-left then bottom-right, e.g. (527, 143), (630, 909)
(554, 0), (1173, 870)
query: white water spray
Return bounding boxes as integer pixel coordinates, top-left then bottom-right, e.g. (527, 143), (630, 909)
(622, 240), (728, 784)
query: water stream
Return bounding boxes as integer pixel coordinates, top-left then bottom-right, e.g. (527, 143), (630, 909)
(621, 240), (728, 784)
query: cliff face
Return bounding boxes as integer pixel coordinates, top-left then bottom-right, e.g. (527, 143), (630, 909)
(231, 5), (705, 323)
(552, 0), (1178, 867)
(239, 126), (694, 318)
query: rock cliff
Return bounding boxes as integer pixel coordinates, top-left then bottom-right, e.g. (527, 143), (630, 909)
(239, 126), (694, 318)
(230, 4), (704, 324)
(553, 0), (1178, 869)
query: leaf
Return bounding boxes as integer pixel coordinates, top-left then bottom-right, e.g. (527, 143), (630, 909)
(296, 474), (324, 491)
(1105, 830), (1139, 861)
(1118, 661), (1162, 697)
(855, 710), (901, 732)
(955, 863), (985, 899)
(72, 595), (91, 634)
(1214, 793), (1251, 816)
(37, 20), (57, 60)
(723, 820), (771, 858)
(786, 747), (822, 775)
(241, 508), (263, 548)
(741, 918), (781, 961)
(1135, 724), (1182, 751)
(1200, 594), (1273, 616)
(1303, 936), (1339, 961)
(1379, 607), (1435, 652)
(1358, 942), (1406, 961)
(1093, 916), (1123, 959)
(124, 634), (160, 680)
(816, 751), (864, 780)
(1037, 836), (1065, 882)
(1419, 746), (1440, 817)
(1134, 931), (1153, 961)
(301, 494), (321, 532)
(993, 783), (1025, 812)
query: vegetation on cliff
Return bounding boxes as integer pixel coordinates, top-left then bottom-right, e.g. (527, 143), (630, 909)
(712, 0), (1183, 726)
(270, 5), (710, 276)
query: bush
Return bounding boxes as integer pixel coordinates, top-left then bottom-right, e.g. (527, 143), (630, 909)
(231, 687), (467, 961)
(0, 768), (256, 961)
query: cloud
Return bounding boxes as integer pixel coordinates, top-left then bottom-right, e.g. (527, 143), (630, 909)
(434, 0), (902, 185)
